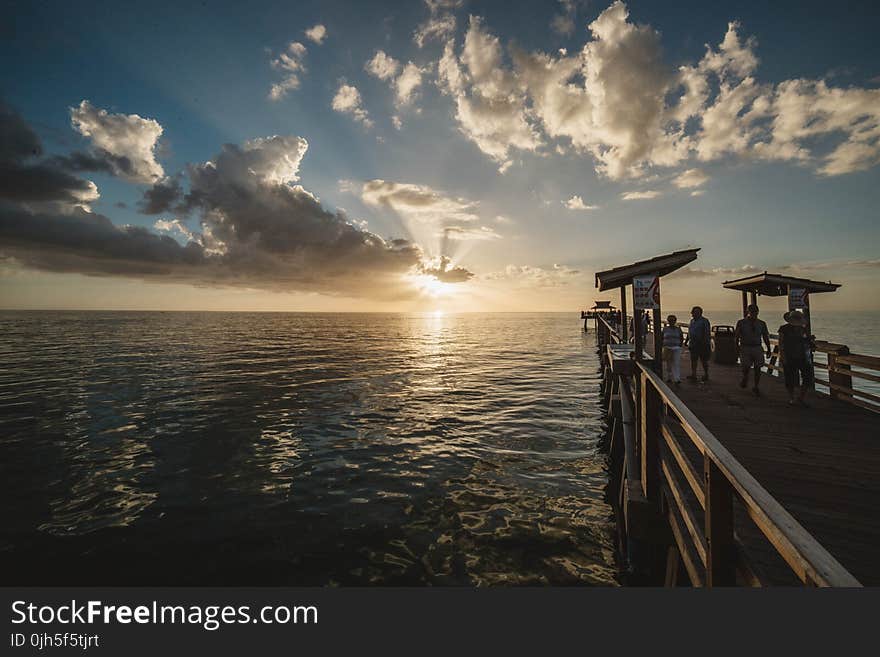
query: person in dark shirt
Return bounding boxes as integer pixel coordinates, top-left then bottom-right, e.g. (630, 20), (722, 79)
(735, 304), (772, 396)
(684, 306), (711, 382)
(778, 310), (815, 407)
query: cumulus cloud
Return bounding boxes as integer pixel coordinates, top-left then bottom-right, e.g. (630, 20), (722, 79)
(432, 2), (880, 180)
(437, 16), (542, 171)
(563, 195), (598, 210)
(621, 190), (661, 200)
(304, 24), (327, 45)
(673, 168), (710, 189)
(0, 108), (464, 299)
(69, 100), (164, 184)
(395, 62), (427, 107)
(269, 41), (308, 100)
(414, 0), (461, 48)
(332, 83), (373, 127)
(365, 50), (401, 81)
(366, 52), (427, 112)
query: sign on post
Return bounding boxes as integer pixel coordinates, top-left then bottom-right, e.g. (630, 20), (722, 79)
(788, 287), (808, 310)
(633, 274), (660, 310)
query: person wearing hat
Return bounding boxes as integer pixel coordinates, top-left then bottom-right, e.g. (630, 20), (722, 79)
(778, 310), (815, 407)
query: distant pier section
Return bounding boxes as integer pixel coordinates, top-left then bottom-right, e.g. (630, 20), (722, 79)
(588, 249), (880, 586)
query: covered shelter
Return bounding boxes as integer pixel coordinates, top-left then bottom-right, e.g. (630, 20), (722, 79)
(722, 272), (841, 335)
(595, 248), (700, 367)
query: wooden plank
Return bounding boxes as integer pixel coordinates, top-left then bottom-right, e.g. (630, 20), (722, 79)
(640, 372), (661, 503)
(661, 458), (707, 565)
(837, 353), (880, 369)
(660, 419), (705, 508)
(665, 490), (704, 587)
(705, 455), (736, 586)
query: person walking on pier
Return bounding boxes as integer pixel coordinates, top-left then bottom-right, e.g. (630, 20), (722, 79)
(735, 304), (772, 396)
(778, 310), (815, 407)
(685, 306), (711, 382)
(662, 314), (684, 385)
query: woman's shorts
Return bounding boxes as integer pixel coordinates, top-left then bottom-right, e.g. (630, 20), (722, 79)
(783, 359), (814, 389)
(740, 345), (764, 368)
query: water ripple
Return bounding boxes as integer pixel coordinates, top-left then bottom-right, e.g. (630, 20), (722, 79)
(0, 311), (617, 585)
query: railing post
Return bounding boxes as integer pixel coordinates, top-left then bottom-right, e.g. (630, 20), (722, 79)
(639, 371), (660, 504)
(704, 456), (736, 586)
(828, 346), (852, 401)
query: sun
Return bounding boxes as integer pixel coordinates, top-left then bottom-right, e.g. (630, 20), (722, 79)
(407, 273), (456, 298)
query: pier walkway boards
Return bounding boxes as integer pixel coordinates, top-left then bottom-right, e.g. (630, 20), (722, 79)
(674, 350), (880, 586)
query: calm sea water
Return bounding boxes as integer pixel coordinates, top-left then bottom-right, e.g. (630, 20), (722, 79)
(0, 312), (618, 585)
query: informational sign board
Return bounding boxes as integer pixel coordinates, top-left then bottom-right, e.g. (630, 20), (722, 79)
(788, 287), (808, 310)
(633, 274), (660, 310)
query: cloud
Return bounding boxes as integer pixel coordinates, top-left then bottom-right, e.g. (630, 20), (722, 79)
(550, 0), (577, 36)
(670, 265), (762, 279)
(437, 17), (542, 171)
(432, 2), (880, 180)
(269, 41), (308, 100)
(414, 0), (461, 48)
(69, 100), (164, 184)
(366, 53), (427, 111)
(153, 217), (194, 241)
(0, 100), (99, 207)
(563, 195), (598, 210)
(304, 24), (327, 45)
(485, 263), (582, 287)
(361, 179), (481, 225)
(673, 168), (709, 189)
(137, 176), (184, 214)
(420, 254), (473, 282)
(365, 50), (400, 81)
(442, 225), (500, 241)
(0, 111), (453, 299)
(395, 62), (426, 107)
(332, 83), (373, 127)
(621, 190), (661, 200)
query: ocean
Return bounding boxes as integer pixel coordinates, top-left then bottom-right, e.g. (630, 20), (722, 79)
(0, 311), (618, 586)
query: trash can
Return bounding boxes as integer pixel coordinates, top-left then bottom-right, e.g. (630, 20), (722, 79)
(712, 325), (737, 364)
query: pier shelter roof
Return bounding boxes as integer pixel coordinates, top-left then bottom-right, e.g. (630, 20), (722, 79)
(722, 272), (841, 296)
(594, 248), (700, 291)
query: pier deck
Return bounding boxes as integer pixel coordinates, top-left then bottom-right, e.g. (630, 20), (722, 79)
(674, 351), (880, 585)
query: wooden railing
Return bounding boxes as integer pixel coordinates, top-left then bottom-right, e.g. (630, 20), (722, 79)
(595, 314), (861, 586)
(596, 315), (879, 413)
(637, 364), (860, 587)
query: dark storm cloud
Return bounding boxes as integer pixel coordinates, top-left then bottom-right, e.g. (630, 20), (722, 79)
(50, 149), (138, 179)
(137, 176), (183, 214)
(0, 100), (99, 204)
(0, 112), (433, 299)
(0, 101), (42, 161)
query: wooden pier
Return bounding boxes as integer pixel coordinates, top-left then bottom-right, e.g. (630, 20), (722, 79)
(591, 251), (880, 587)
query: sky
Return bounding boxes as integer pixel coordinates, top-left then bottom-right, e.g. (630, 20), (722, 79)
(1, 0), (879, 312)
